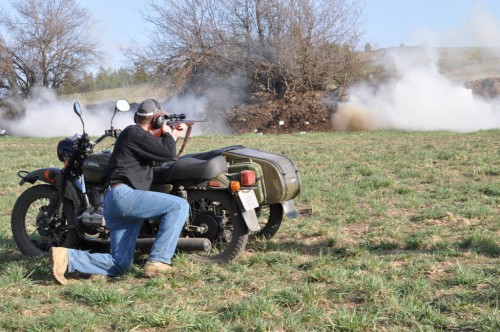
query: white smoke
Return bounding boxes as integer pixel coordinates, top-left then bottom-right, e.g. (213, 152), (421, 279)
(440, 8), (500, 48)
(0, 87), (133, 137)
(163, 94), (213, 136)
(0, 84), (239, 137)
(333, 8), (500, 132)
(333, 47), (500, 132)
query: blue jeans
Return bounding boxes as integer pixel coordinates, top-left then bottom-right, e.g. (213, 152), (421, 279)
(66, 184), (189, 276)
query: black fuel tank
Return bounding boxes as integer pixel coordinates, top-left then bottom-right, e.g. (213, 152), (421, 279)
(82, 151), (111, 183)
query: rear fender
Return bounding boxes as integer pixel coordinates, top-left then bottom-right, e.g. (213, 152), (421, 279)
(235, 189), (261, 232)
(241, 209), (260, 232)
(282, 200), (298, 218)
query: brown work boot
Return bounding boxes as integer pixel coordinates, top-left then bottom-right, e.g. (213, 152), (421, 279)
(143, 261), (172, 278)
(50, 247), (68, 285)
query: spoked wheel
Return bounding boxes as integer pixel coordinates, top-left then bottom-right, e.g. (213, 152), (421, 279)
(186, 190), (249, 263)
(11, 184), (79, 257)
(251, 204), (284, 240)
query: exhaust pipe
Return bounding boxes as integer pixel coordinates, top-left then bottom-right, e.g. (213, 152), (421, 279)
(84, 234), (211, 252)
(177, 238), (212, 252)
(137, 237), (212, 251)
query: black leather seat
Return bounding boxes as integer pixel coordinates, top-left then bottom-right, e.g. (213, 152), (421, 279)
(153, 155), (228, 183)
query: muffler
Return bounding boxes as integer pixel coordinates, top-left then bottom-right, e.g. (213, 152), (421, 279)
(177, 238), (212, 252)
(136, 237), (212, 252)
(84, 235), (212, 252)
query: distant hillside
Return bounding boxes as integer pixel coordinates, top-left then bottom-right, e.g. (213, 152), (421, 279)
(68, 47), (500, 106)
(65, 84), (172, 106)
(438, 47), (500, 82)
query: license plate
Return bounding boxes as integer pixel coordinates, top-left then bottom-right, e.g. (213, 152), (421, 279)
(238, 190), (260, 211)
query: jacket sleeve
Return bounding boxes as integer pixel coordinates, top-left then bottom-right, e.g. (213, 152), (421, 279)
(135, 129), (178, 162)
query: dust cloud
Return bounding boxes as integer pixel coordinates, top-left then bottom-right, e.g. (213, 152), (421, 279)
(333, 8), (500, 132)
(333, 47), (500, 132)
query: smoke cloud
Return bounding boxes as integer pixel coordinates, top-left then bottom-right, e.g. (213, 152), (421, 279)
(0, 87), (134, 137)
(333, 47), (500, 132)
(333, 8), (500, 132)
(0, 84), (239, 138)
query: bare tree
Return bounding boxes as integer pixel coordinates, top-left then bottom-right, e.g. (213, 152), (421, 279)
(130, 0), (363, 96)
(0, 0), (102, 98)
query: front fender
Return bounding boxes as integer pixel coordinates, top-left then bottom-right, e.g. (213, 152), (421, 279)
(18, 168), (83, 205)
(18, 168), (62, 186)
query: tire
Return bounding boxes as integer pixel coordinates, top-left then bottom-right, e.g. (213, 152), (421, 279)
(186, 190), (249, 263)
(11, 184), (79, 257)
(251, 204), (284, 240)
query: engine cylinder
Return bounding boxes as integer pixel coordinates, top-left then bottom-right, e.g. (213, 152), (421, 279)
(80, 208), (105, 226)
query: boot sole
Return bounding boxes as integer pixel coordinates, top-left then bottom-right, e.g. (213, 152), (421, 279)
(50, 249), (68, 285)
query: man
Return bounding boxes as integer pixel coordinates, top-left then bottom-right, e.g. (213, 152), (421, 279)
(50, 99), (189, 285)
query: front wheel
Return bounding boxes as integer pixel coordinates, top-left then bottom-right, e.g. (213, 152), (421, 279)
(186, 190), (249, 263)
(11, 184), (79, 257)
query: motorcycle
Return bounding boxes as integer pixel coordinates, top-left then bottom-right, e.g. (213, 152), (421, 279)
(11, 100), (301, 263)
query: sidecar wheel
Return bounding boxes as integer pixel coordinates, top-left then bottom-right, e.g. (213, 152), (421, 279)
(11, 185), (79, 257)
(251, 204), (283, 240)
(186, 190), (249, 263)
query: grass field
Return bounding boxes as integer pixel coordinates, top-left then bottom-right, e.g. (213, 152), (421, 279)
(0, 130), (498, 331)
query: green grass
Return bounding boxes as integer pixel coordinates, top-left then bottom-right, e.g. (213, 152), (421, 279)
(0, 130), (499, 331)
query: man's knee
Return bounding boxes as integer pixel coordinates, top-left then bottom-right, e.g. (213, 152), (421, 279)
(180, 199), (189, 213)
(170, 196), (189, 213)
(113, 257), (134, 274)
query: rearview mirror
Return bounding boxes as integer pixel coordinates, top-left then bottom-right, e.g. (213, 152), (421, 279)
(115, 99), (130, 112)
(73, 102), (82, 116)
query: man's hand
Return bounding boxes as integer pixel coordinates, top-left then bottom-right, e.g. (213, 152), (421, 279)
(162, 122), (187, 140)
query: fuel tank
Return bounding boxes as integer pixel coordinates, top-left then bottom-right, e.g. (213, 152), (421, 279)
(82, 151), (111, 183)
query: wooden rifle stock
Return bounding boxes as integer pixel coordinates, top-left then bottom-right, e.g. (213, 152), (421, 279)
(175, 124), (193, 159)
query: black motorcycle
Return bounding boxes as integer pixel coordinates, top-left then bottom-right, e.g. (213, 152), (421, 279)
(11, 100), (269, 263)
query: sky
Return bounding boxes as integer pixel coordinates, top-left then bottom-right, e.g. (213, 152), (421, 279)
(1, 0), (499, 69)
(362, 0), (500, 49)
(78, 0), (500, 69)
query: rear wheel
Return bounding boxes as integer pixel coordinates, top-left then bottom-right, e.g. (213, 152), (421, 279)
(186, 190), (248, 263)
(251, 204), (283, 240)
(11, 185), (79, 256)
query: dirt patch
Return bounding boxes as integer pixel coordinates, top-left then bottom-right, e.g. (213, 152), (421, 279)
(465, 77), (500, 99)
(225, 91), (335, 134)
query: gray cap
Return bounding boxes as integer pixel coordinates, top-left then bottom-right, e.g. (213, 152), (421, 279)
(137, 99), (161, 117)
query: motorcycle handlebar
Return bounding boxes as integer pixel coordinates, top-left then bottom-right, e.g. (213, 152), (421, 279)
(94, 129), (121, 145)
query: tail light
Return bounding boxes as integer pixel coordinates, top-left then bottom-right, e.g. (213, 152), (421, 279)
(208, 180), (223, 188)
(240, 170), (256, 186)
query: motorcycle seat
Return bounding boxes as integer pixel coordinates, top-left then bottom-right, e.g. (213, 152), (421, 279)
(180, 145), (244, 160)
(152, 155), (228, 184)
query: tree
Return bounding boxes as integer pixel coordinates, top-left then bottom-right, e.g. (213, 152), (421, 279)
(0, 0), (102, 98)
(128, 0), (363, 96)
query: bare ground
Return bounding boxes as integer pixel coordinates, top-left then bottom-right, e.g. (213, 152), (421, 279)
(225, 91), (335, 134)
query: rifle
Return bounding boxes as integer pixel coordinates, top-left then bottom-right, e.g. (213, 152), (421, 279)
(162, 113), (206, 159)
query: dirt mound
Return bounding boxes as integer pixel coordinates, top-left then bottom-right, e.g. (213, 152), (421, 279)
(465, 77), (500, 99)
(226, 91), (335, 134)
